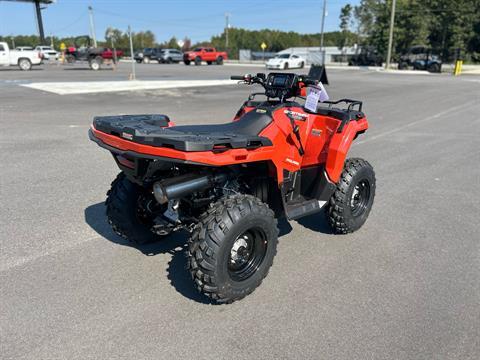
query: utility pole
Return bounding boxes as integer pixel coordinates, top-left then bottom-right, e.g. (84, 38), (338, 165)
(128, 26), (136, 80)
(34, 0), (46, 44)
(225, 13), (230, 53)
(88, 6), (97, 48)
(385, 0), (396, 70)
(320, 0), (327, 65)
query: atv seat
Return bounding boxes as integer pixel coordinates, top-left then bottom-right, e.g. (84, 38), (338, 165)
(93, 109), (273, 152)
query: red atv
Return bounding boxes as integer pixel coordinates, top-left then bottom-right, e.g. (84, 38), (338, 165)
(89, 72), (376, 303)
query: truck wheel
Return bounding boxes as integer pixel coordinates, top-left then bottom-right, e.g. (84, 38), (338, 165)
(326, 158), (376, 234)
(184, 60), (191, 65)
(66, 55), (76, 63)
(89, 57), (102, 71)
(187, 194), (278, 303)
(18, 58), (32, 71)
(106, 173), (169, 244)
(194, 57), (202, 65)
(428, 62), (441, 73)
(216, 56), (224, 65)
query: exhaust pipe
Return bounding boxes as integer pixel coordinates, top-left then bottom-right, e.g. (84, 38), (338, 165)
(153, 173), (228, 204)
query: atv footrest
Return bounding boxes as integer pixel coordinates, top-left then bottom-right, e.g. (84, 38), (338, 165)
(285, 199), (327, 220)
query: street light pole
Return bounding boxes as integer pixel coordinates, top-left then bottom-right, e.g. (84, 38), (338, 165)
(225, 13), (230, 53)
(128, 26), (136, 80)
(320, 0), (327, 65)
(88, 6), (97, 48)
(385, 0), (396, 69)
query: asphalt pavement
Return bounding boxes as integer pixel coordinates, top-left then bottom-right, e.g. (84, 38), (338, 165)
(1, 62), (479, 359)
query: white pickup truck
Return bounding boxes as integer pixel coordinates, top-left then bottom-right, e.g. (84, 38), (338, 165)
(0, 42), (42, 70)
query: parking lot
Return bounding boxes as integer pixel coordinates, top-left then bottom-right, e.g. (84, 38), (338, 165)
(1, 63), (479, 359)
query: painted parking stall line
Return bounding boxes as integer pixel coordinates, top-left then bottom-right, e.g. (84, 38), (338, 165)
(21, 79), (238, 95)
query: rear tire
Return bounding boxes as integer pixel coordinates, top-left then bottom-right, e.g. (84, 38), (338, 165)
(184, 60), (191, 65)
(187, 194), (278, 303)
(18, 58), (32, 71)
(325, 158), (376, 234)
(428, 62), (441, 73)
(89, 57), (102, 71)
(216, 56), (224, 65)
(106, 173), (168, 244)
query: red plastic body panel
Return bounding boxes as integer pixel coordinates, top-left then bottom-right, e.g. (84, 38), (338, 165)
(90, 106), (369, 185)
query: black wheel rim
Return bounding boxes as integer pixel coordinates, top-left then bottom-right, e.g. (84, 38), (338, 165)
(350, 179), (371, 217)
(228, 228), (268, 282)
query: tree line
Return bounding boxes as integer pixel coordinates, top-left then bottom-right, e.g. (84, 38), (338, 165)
(0, 28), (354, 58)
(1, 1), (478, 63)
(340, 0), (480, 62)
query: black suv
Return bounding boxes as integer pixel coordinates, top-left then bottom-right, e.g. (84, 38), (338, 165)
(134, 48), (163, 63)
(349, 46), (383, 67)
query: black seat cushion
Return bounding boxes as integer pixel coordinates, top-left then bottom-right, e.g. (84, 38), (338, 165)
(172, 108), (272, 137)
(93, 110), (273, 152)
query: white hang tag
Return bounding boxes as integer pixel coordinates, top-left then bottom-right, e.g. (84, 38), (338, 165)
(305, 83), (329, 112)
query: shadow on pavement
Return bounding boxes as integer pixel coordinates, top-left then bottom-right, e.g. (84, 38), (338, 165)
(296, 210), (333, 234)
(84, 201), (305, 304)
(84, 202), (213, 304)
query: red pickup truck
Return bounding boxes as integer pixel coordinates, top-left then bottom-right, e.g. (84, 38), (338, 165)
(183, 47), (228, 65)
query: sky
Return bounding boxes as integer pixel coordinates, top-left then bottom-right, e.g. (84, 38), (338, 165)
(0, 0), (360, 43)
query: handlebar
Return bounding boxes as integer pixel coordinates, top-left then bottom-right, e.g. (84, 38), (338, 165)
(230, 75), (246, 80)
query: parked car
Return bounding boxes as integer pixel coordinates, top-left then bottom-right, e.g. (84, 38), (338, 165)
(15, 46), (34, 51)
(183, 47), (227, 65)
(266, 53), (305, 69)
(158, 49), (183, 63)
(0, 42), (42, 70)
(349, 46), (383, 66)
(398, 46), (442, 73)
(35, 45), (58, 60)
(133, 48), (163, 63)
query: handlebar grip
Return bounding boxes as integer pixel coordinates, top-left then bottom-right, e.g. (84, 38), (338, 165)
(230, 75), (245, 80)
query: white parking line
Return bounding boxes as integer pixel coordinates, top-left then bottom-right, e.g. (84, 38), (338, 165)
(21, 79), (238, 95)
(355, 99), (478, 145)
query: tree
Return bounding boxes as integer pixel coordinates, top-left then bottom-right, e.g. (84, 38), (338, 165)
(338, 4), (353, 61)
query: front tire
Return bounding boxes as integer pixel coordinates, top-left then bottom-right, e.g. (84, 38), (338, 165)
(184, 60), (191, 65)
(106, 173), (168, 244)
(187, 195), (278, 303)
(194, 57), (202, 65)
(326, 158), (376, 234)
